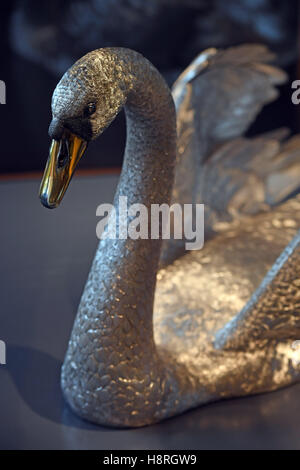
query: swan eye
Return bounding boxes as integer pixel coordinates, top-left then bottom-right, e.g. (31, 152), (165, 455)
(84, 102), (96, 117)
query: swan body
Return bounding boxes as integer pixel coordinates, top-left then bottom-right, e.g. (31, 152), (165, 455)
(39, 45), (300, 427)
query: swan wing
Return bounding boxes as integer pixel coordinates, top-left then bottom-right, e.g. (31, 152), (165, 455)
(197, 132), (300, 238)
(171, 44), (286, 206)
(161, 44), (296, 265)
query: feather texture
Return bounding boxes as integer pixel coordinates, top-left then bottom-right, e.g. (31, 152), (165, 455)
(161, 44), (299, 265)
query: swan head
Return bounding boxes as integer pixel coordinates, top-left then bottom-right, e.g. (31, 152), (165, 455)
(39, 49), (130, 209)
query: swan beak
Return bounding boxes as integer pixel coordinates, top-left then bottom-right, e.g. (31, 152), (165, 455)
(39, 131), (87, 209)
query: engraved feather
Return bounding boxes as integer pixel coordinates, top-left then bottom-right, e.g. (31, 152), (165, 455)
(161, 44), (300, 264)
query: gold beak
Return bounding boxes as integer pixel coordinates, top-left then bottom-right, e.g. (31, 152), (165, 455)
(39, 130), (87, 209)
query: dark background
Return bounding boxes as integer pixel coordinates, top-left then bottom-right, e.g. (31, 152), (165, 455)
(0, 0), (299, 174)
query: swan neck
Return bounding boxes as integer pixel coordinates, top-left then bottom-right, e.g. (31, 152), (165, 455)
(108, 55), (177, 325)
(61, 54), (178, 425)
(78, 53), (177, 344)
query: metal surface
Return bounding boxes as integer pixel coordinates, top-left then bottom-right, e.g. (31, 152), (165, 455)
(163, 44), (300, 263)
(1, 176), (300, 449)
(40, 46), (300, 428)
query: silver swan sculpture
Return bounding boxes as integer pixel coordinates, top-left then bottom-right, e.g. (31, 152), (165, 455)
(39, 45), (300, 427)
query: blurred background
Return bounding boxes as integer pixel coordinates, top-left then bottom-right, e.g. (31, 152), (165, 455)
(0, 0), (299, 174)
